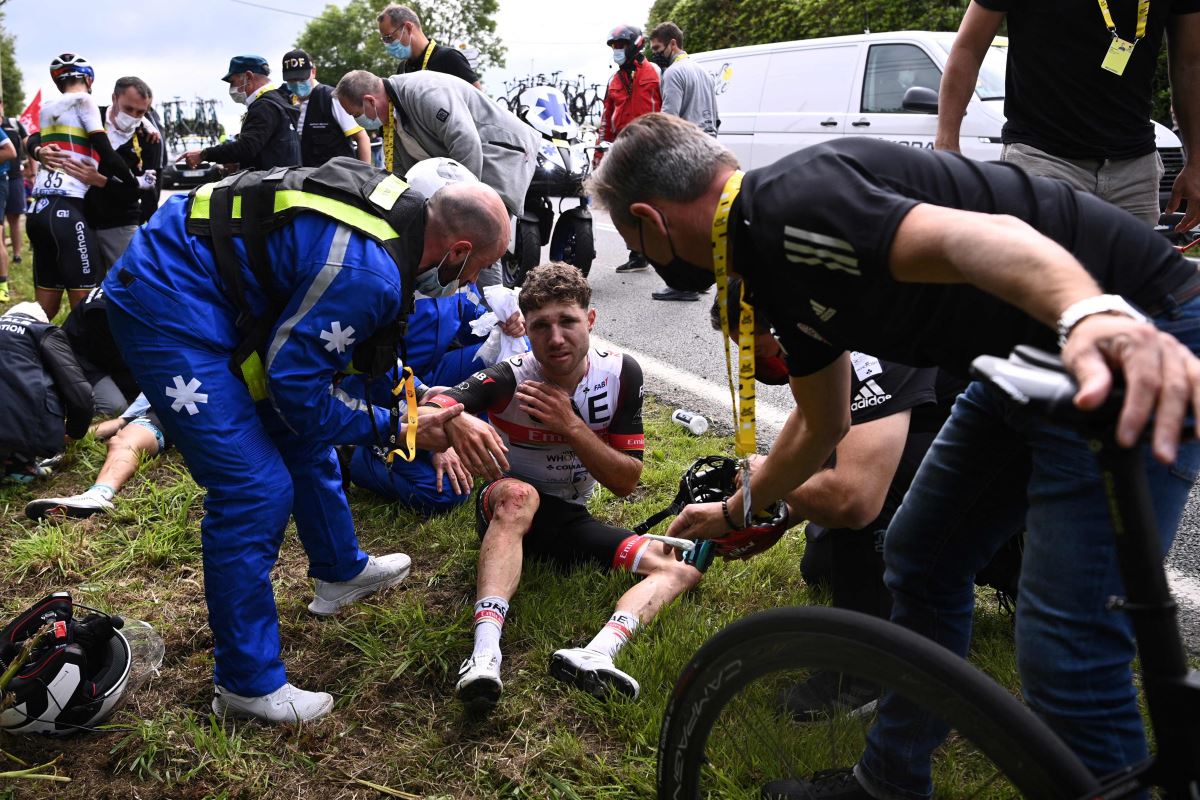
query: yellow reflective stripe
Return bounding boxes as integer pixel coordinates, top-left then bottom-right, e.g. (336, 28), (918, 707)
(239, 351), (269, 402)
(189, 183), (242, 220)
(551, 138), (569, 147)
(272, 190), (399, 240)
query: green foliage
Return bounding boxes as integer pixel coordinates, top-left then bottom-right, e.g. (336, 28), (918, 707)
(648, 0), (969, 54)
(295, 0), (504, 85)
(0, 14), (26, 116)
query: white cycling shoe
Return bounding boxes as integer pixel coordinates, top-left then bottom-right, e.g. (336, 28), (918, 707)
(456, 653), (503, 709)
(25, 491), (114, 520)
(211, 682), (333, 723)
(307, 553), (411, 616)
(549, 647), (640, 700)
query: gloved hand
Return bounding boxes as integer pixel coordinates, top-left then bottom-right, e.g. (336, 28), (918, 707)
(137, 170), (158, 190)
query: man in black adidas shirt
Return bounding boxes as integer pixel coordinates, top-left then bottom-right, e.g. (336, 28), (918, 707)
(588, 113), (1200, 798)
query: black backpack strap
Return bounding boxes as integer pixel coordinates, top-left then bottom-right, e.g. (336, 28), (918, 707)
(208, 173), (253, 329)
(239, 167), (289, 310)
(631, 484), (690, 535)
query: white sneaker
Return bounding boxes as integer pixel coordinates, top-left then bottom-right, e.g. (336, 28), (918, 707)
(25, 492), (114, 520)
(211, 682), (333, 723)
(455, 653), (503, 709)
(549, 647), (640, 700)
(308, 553), (411, 616)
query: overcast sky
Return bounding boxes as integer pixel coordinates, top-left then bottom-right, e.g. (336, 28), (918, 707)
(3, 0), (651, 142)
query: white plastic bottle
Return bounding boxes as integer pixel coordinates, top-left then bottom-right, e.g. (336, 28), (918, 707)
(672, 409), (709, 435)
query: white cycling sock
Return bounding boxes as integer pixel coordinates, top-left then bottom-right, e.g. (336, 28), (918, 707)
(585, 611), (640, 660)
(471, 596), (509, 661)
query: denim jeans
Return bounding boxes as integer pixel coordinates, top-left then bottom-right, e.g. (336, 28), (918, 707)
(857, 294), (1200, 799)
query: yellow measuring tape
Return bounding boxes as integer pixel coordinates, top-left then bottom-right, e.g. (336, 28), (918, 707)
(384, 365), (419, 463)
(711, 170), (757, 525)
(384, 110), (395, 173)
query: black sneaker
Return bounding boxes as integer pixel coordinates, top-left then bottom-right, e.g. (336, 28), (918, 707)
(651, 288), (700, 301)
(614, 254), (649, 273)
(762, 769), (873, 799)
(778, 671), (880, 721)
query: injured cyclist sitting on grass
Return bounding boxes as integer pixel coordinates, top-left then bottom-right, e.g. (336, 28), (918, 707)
(421, 262), (703, 710)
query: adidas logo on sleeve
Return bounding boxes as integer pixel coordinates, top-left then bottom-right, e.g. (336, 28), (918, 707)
(851, 379), (892, 411)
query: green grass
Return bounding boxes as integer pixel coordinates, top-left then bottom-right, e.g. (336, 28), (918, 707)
(0, 237), (1027, 799)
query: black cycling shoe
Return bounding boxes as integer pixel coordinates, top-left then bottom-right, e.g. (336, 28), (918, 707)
(651, 288), (700, 301)
(762, 769), (873, 799)
(778, 671), (880, 721)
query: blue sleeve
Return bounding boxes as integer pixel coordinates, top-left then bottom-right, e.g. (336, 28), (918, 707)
(263, 240), (401, 446)
(454, 285), (490, 343)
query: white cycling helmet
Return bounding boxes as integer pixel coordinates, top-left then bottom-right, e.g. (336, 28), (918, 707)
(49, 53), (95, 90)
(403, 157), (479, 199)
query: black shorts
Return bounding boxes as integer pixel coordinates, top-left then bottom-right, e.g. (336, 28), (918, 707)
(28, 196), (101, 291)
(475, 480), (643, 571)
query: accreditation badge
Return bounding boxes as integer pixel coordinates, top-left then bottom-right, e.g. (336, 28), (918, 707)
(1101, 36), (1135, 75)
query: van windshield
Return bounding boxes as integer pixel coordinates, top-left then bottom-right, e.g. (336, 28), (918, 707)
(937, 39), (1007, 101)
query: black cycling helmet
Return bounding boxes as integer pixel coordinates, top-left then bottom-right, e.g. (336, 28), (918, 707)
(607, 24), (645, 65)
(49, 53), (95, 90)
(634, 456), (790, 559)
(0, 592), (130, 736)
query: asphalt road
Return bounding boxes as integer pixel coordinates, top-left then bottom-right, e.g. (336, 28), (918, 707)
(573, 208), (1200, 654)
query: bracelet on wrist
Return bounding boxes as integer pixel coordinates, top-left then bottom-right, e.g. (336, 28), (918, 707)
(721, 497), (743, 531)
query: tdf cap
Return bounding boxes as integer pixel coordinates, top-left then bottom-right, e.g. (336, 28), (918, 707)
(282, 49), (313, 81)
(222, 55), (270, 82)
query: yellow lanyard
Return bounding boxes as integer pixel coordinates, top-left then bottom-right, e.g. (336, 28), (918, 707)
(421, 41), (437, 70)
(712, 170), (757, 524)
(672, 52), (688, 64)
(384, 365), (419, 463)
(1098, 0), (1149, 40)
(130, 131), (143, 172)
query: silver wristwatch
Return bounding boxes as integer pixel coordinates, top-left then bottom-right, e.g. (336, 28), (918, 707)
(1056, 294), (1148, 348)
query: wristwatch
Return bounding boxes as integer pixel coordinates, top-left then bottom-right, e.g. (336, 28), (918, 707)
(1056, 294), (1148, 348)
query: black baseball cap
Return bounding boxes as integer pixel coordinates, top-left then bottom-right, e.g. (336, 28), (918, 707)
(222, 55), (270, 82)
(282, 49), (313, 81)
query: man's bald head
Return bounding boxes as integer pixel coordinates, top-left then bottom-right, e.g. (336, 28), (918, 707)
(422, 182), (511, 277)
(334, 69), (385, 116)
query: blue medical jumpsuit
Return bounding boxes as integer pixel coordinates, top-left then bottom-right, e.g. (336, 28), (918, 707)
(103, 195), (409, 697)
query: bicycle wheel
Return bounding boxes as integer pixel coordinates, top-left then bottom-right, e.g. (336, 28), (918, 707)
(657, 606), (1100, 800)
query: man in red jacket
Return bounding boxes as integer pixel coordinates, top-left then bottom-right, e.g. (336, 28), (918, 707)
(598, 24), (661, 274)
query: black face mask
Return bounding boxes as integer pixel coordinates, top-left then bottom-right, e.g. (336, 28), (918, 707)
(650, 51), (672, 71)
(639, 215), (716, 292)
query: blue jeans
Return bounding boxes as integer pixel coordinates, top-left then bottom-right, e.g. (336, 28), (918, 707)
(858, 295), (1200, 799)
(349, 446), (472, 515)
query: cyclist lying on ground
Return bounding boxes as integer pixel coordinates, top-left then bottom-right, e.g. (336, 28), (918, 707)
(421, 262), (703, 710)
(588, 113), (1200, 799)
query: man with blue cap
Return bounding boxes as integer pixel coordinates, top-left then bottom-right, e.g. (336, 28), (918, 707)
(184, 55), (300, 172)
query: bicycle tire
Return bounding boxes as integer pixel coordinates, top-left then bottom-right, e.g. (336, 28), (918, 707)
(657, 606), (1100, 800)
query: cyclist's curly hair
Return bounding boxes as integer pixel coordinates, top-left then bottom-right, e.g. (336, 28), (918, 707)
(518, 263), (591, 315)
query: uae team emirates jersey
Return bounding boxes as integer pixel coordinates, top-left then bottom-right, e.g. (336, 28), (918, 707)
(426, 347), (645, 503)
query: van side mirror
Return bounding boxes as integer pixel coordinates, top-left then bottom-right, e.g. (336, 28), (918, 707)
(901, 86), (939, 114)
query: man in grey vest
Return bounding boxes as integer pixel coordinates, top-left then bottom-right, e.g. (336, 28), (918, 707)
(648, 21), (720, 302)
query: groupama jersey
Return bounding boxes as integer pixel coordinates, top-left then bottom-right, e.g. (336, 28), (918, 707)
(425, 347), (645, 503)
(733, 138), (1199, 378)
(34, 93), (106, 199)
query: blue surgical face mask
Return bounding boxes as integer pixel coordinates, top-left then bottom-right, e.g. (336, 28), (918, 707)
(355, 98), (383, 130)
(612, 48), (627, 66)
(287, 80), (312, 98)
(416, 247), (470, 298)
(385, 40), (412, 60)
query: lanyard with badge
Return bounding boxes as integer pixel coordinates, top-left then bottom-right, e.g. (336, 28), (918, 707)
(1098, 0), (1149, 76)
(711, 169), (759, 527)
(384, 42), (438, 173)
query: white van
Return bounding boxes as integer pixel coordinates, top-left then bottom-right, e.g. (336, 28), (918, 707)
(690, 31), (1184, 208)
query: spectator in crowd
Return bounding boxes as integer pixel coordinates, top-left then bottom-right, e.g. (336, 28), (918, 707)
(25, 392), (166, 520)
(60, 285), (140, 418)
(935, 0), (1200, 228)
(0, 120), (17, 303)
(282, 49), (371, 167)
(184, 55), (300, 172)
(335, 69), (540, 288)
(26, 53), (141, 319)
(647, 21), (718, 302)
(376, 4), (481, 88)
(139, 103), (168, 223)
(61, 76), (162, 271)
(0, 302), (93, 482)
(589, 112), (1200, 798)
(0, 99), (28, 299)
(423, 263), (701, 712)
(598, 24), (661, 275)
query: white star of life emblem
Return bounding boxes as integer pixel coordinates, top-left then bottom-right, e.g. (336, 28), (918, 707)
(165, 375), (209, 416)
(320, 321), (357, 354)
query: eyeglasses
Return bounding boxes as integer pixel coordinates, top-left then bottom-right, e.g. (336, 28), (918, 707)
(380, 24), (406, 44)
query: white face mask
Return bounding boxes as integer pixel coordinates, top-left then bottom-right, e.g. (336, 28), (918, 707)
(111, 110), (140, 134)
(229, 79), (249, 105)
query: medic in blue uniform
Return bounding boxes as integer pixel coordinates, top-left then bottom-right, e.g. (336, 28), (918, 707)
(102, 166), (511, 722)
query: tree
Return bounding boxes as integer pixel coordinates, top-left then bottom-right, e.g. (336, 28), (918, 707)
(0, 11), (25, 114)
(296, 0), (504, 86)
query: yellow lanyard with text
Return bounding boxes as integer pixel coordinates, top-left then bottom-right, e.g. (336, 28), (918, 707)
(421, 41), (437, 70)
(712, 170), (757, 523)
(130, 131), (143, 172)
(1097, 0), (1149, 74)
(384, 365), (419, 463)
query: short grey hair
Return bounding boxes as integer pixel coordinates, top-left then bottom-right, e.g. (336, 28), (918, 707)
(334, 70), (383, 107)
(586, 113), (739, 229)
(378, 4), (421, 29)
